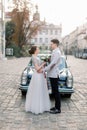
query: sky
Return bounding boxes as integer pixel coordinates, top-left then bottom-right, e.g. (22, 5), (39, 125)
(31, 0), (87, 37)
(5, 0), (87, 37)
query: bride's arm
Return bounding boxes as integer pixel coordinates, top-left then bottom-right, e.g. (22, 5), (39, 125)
(34, 62), (46, 72)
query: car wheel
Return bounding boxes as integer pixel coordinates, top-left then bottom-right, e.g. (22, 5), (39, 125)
(21, 91), (26, 96)
(65, 94), (71, 98)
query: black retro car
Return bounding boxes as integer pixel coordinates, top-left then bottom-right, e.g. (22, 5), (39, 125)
(19, 55), (74, 98)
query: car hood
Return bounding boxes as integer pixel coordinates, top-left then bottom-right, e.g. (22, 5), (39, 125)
(59, 68), (72, 80)
(23, 66), (72, 80)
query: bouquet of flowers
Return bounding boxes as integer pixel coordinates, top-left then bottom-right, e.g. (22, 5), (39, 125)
(41, 56), (51, 66)
(43, 56), (50, 62)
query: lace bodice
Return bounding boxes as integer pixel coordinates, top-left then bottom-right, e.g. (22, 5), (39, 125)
(32, 55), (42, 66)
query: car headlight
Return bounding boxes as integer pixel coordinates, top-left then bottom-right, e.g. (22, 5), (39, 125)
(67, 77), (73, 88)
(21, 71), (27, 85)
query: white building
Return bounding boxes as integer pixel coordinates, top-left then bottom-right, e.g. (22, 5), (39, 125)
(62, 22), (87, 56)
(31, 5), (62, 49)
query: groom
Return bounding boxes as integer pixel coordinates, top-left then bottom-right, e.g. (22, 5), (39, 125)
(43, 39), (61, 114)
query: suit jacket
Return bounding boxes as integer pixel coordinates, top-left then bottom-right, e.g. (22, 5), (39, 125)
(44, 48), (61, 78)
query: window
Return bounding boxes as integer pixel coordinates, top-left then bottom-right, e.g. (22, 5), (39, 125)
(58, 29), (61, 34)
(45, 30), (48, 34)
(39, 38), (43, 43)
(50, 37), (53, 40)
(55, 30), (58, 35)
(50, 30), (53, 35)
(39, 31), (42, 35)
(43, 30), (45, 33)
(45, 38), (48, 43)
(35, 38), (37, 43)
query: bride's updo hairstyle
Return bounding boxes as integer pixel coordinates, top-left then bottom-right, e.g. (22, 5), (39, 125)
(29, 46), (37, 55)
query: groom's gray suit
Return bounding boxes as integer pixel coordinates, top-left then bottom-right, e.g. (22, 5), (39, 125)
(44, 48), (61, 78)
(44, 47), (61, 111)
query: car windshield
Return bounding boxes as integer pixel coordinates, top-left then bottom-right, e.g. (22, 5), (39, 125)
(58, 57), (67, 70)
(39, 50), (51, 54)
(28, 59), (32, 66)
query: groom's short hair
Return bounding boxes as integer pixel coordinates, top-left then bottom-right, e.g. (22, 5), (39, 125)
(51, 39), (59, 46)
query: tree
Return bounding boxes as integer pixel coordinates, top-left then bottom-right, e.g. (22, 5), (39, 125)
(5, 21), (15, 47)
(10, 0), (43, 48)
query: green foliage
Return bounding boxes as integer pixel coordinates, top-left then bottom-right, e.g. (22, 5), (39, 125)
(5, 21), (15, 47)
(7, 42), (21, 57)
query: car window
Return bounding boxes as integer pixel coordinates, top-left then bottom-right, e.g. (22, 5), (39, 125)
(58, 57), (67, 70)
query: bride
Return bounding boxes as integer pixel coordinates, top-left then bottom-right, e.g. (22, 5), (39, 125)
(25, 46), (51, 114)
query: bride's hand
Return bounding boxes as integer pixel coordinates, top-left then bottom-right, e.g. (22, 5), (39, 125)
(37, 69), (43, 73)
(42, 62), (46, 67)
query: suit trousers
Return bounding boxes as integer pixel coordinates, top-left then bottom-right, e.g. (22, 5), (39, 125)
(49, 77), (61, 110)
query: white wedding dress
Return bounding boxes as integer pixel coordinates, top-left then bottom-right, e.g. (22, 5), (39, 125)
(25, 56), (51, 114)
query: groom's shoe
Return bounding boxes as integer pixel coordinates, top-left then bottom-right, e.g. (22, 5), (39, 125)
(50, 109), (61, 114)
(50, 107), (56, 111)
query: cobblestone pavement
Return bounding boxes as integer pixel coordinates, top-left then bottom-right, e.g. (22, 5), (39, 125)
(0, 56), (87, 130)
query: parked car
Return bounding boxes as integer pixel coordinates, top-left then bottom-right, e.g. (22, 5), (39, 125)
(38, 50), (51, 61)
(19, 55), (74, 98)
(82, 53), (87, 59)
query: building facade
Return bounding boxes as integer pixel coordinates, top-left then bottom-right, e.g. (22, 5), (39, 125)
(30, 5), (62, 49)
(32, 23), (62, 48)
(62, 23), (87, 57)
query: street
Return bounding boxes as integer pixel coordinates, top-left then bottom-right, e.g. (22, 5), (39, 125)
(0, 56), (87, 130)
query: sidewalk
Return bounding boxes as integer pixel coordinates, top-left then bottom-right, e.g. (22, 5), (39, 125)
(0, 56), (87, 130)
